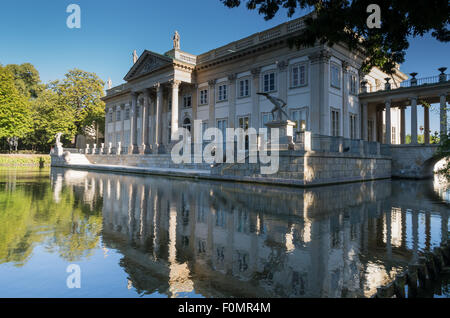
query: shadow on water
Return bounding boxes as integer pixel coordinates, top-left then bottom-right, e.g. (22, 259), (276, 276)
(0, 167), (448, 298)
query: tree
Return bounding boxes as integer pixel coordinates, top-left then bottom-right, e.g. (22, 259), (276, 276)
(49, 69), (105, 144)
(0, 66), (33, 141)
(220, 0), (449, 74)
(5, 63), (44, 99)
(26, 89), (77, 152)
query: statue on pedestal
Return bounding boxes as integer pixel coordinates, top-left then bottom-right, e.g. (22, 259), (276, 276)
(257, 92), (289, 121)
(55, 132), (63, 156)
(107, 78), (112, 89)
(173, 31), (180, 50)
(133, 50), (138, 64)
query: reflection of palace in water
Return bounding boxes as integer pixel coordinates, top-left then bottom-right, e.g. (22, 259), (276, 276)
(51, 168), (450, 298)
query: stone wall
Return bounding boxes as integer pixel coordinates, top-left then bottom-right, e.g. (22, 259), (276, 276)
(212, 150), (391, 186)
(390, 144), (440, 179)
(85, 154), (212, 170)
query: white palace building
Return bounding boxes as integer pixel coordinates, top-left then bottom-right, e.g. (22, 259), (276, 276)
(102, 16), (413, 155)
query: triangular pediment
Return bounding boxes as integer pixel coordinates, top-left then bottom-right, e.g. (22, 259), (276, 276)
(124, 50), (173, 81)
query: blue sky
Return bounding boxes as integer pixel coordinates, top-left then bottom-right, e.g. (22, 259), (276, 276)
(0, 0), (448, 134)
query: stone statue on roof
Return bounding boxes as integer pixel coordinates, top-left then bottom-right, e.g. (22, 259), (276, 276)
(133, 50), (138, 64)
(107, 78), (112, 89)
(173, 31), (180, 50)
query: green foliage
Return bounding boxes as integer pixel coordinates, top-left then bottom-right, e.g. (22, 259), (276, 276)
(0, 155), (50, 167)
(437, 137), (450, 180)
(220, 0), (449, 74)
(28, 89), (77, 150)
(49, 69), (105, 137)
(5, 63), (44, 99)
(0, 168), (102, 266)
(0, 67), (33, 139)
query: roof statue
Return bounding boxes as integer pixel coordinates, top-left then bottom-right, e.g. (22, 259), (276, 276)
(133, 50), (138, 64)
(173, 31), (180, 50)
(107, 78), (112, 89)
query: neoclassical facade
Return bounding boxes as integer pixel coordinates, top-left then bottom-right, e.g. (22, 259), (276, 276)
(103, 16), (407, 154)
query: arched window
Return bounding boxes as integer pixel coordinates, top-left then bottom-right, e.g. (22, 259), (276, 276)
(183, 118), (192, 132)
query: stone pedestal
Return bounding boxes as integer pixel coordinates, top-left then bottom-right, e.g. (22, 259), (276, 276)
(265, 120), (296, 151)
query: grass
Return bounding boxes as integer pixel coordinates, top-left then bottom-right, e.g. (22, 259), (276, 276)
(0, 154), (51, 167)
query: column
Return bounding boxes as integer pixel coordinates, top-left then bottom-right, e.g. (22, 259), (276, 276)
(141, 89), (151, 154)
(120, 104), (125, 149)
(342, 62), (349, 138)
(251, 67), (261, 129)
(208, 79), (216, 128)
(400, 106), (406, 144)
(308, 49), (331, 135)
(171, 80), (181, 141)
(440, 93), (448, 139)
(228, 74), (237, 128)
(130, 92), (138, 154)
(385, 100), (391, 145)
(154, 83), (163, 152)
(410, 97), (418, 144)
(192, 84), (198, 136)
(277, 61), (288, 106)
(362, 102), (368, 141)
(424, 105), (430, 144)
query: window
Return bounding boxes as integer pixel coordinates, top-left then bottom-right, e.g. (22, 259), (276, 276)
(199, 89), (208, 105)
(350, 74), (358, 95)
(331, 109), (340, 137)
(217, 119), (227, 139)
(331, 64), (341, 89)
(292, 108), (308, 132)
(125, 108), (130, 120)
(183, 95), (192, 108)
(116, 133), (121, 144)
(262, 113), (274, 127)
(391, 127), (397, 144)
(238, 116), (250, 150)
(202, 122), (208, 135)
(182, 118), (192, 132)
(291, 63), (308, 87)
(217, 84), (228, 102)
(136, 106), (140, 118)
(262, 72), (276, 92)
(116, 110), (121, 121)
(168, 98), (172, 111)
(238, 78), (250, 98)
(350, 113), (357, 139)
(108, 111), (113, 123)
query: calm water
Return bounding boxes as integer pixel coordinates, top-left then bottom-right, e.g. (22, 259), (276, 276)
(0, 167), (449, 298)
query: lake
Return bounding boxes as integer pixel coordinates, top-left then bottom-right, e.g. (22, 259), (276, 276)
(0, 167), (449, 298)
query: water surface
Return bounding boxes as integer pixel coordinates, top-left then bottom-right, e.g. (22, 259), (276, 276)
(0, 168), (449, 298)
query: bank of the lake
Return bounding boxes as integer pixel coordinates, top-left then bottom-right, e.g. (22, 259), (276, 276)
(0, 154), (50, 167)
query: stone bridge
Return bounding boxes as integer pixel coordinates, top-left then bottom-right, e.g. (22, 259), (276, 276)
(390, 144), (445, 179)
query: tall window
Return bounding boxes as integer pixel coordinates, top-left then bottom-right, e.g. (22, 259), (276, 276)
(391, 127), (397, 144)
(136, 106), (140, 118)
(291, 63), (308, 87)
(238, 78), (250, 98)
(108, 111), (113, 123)
(292, 109), (308, 132)
(262, 72), (276, 92)
(116, 110), (121, 121)
(199, 89), (208, 105)
(349, 114), (357, 139)
(331, 64), (341, 89)
(331, 109), (340, 137)
(125, 108), (130, 120)
(183, 95), (192, 108)
(217, 84), (228, 101)
(217, 119), (227, 140)
(182, 118), (191, 132)
(350, 74), (358, 95)
(238, 116), (250, 150)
